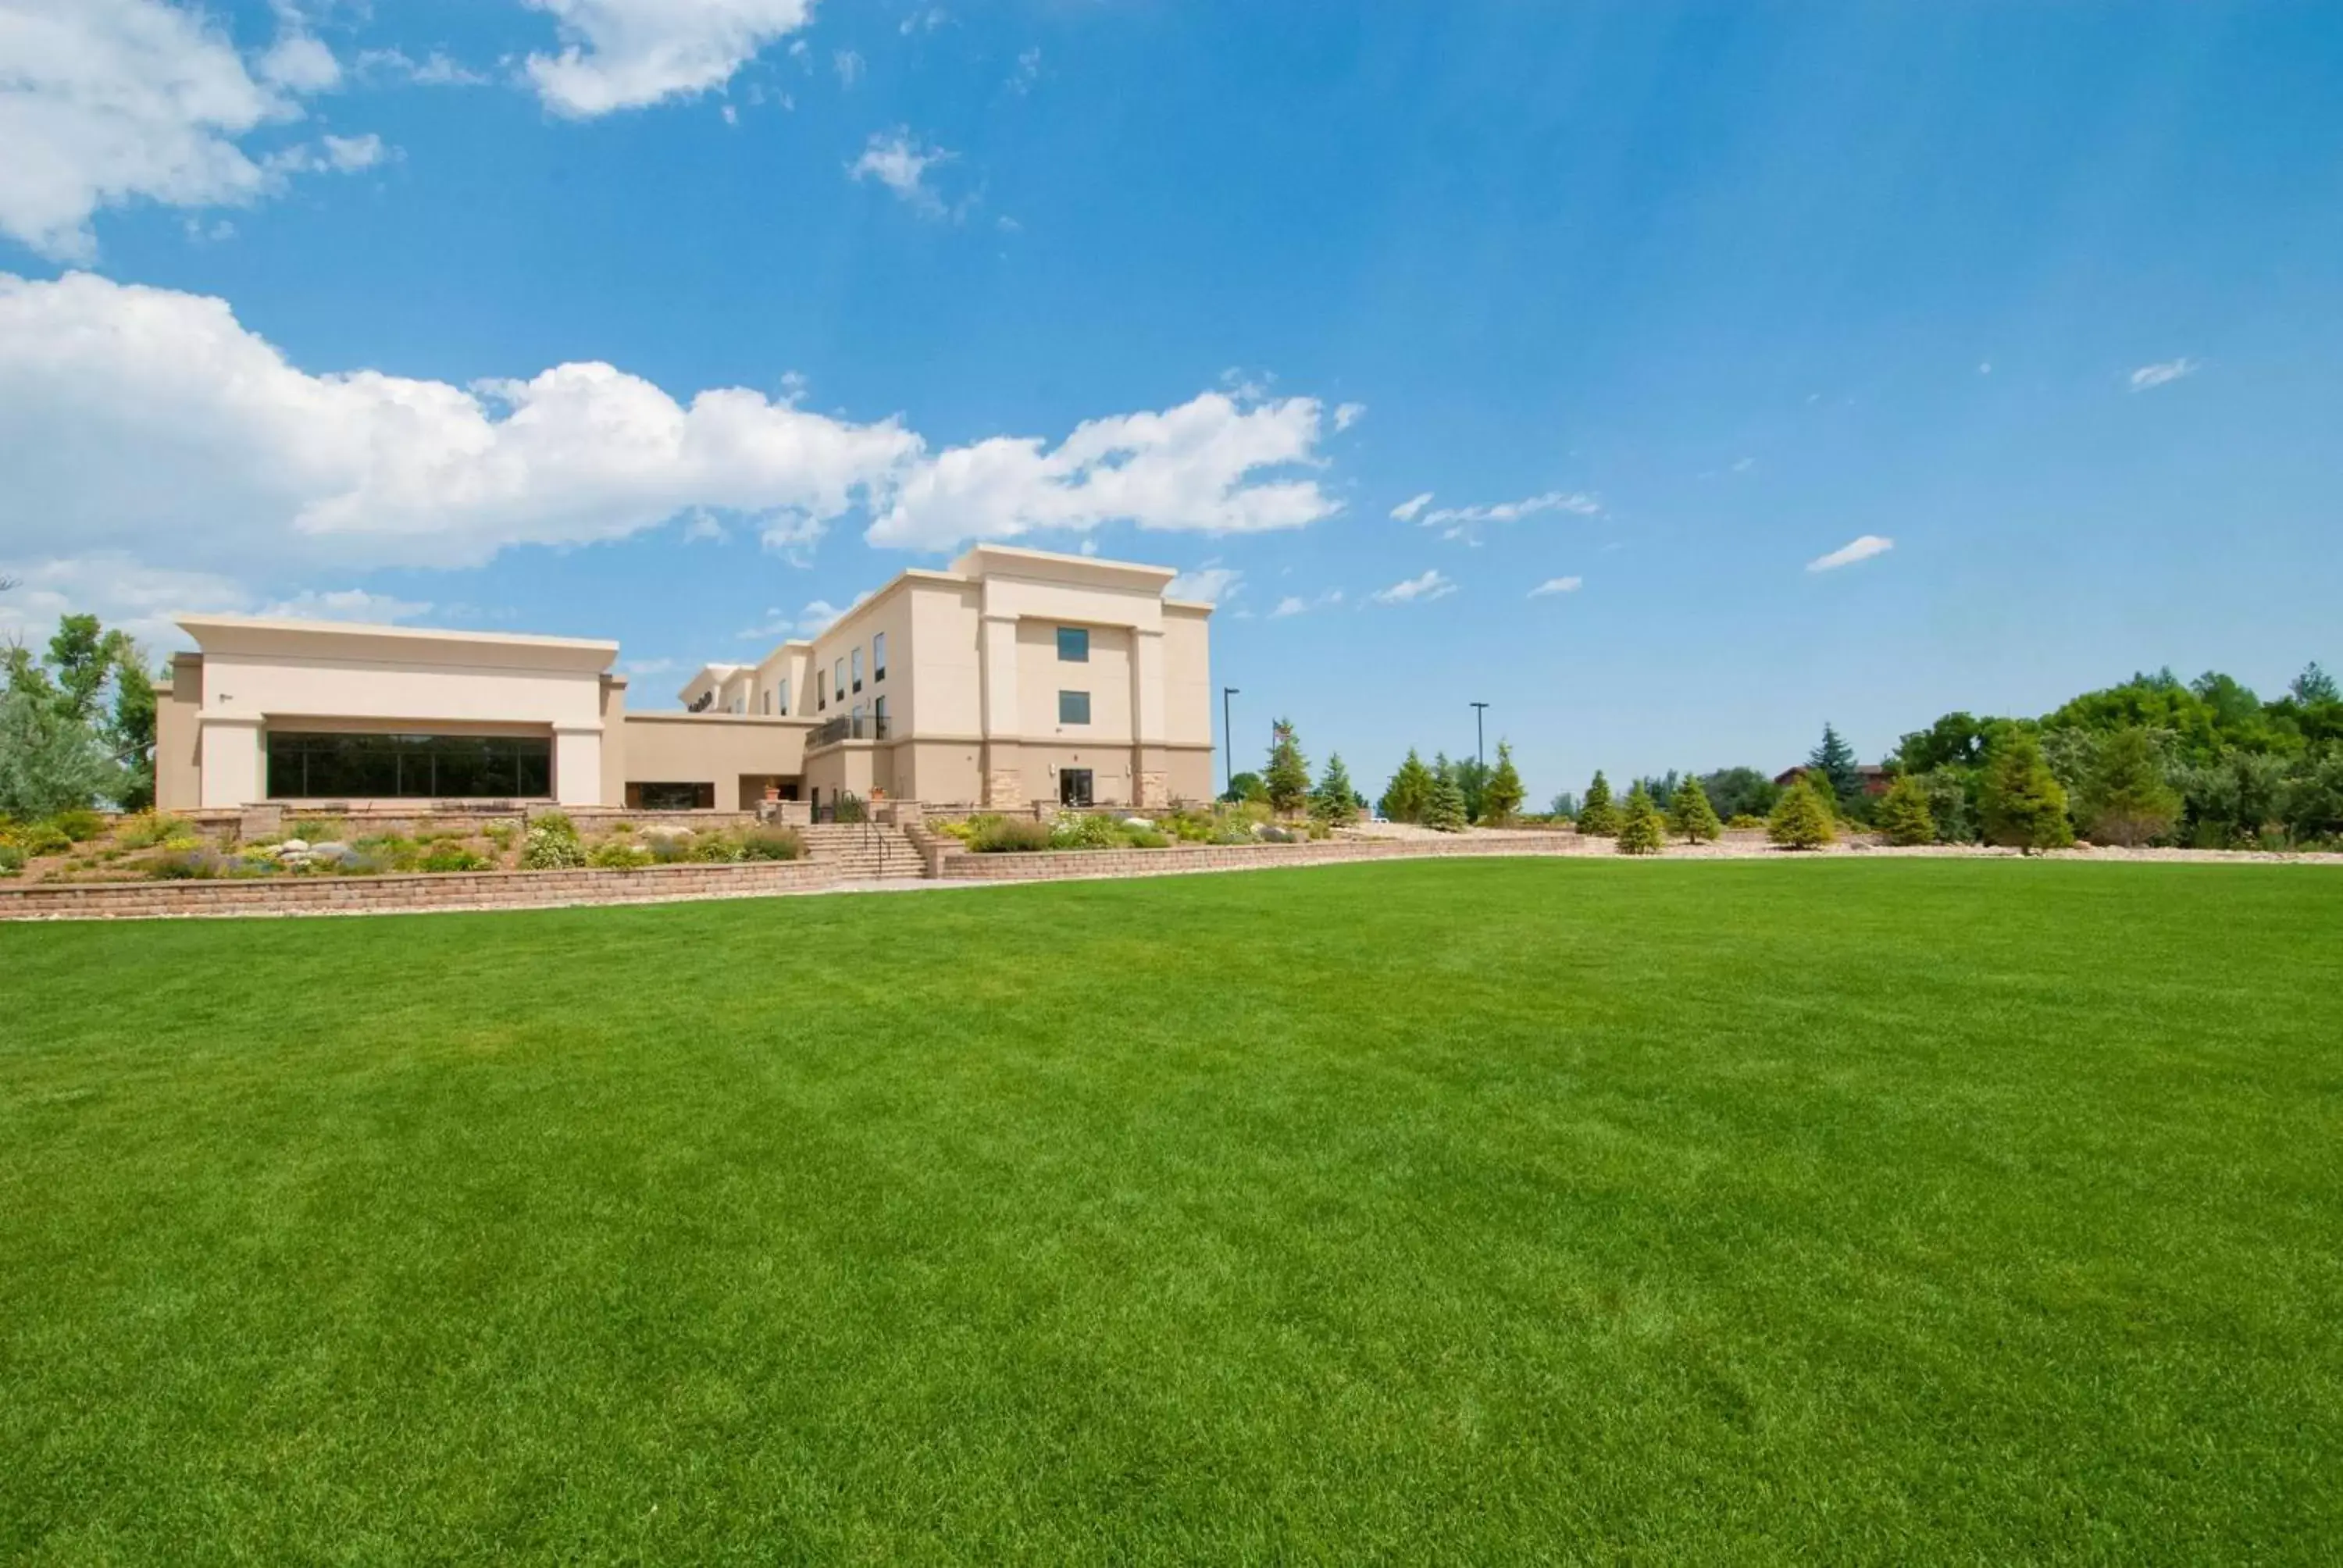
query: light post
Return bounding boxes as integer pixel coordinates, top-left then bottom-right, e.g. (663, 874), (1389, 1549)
(1471, 701), (1489, 769)
(1222, 686), (1240, 798)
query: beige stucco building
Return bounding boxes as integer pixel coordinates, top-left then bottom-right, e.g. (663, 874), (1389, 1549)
(155, 546), (1217, 814)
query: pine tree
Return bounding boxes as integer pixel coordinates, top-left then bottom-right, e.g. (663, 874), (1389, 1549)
(1311, 753), (1359, 826)
(2080, 726), (2180, 847)
(1424, 769), (1468, 832)
(1576, 770), (1620, 836)
(1809, 722), (1862, 807)
(1979, 730), (2074, 853)
(1482, 741), (1526, 825)
(1615, 782), (1665, 854)
(1666, 774), (1721, 843)
(1876, 773), (1938, 846)
(1263, 718), (1311, 814)
(1378, 749), (1434, 823)
(1767, 775), (1836, 850)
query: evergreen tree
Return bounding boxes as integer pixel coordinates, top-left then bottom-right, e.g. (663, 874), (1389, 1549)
(1263, 718), (1311, 814)
(1424, 769), (1468, 832)
(1979, 730), (2075, 853)
(1311, 753), (1359, 826)
(1615, 782), (1665, 854)
(1452, 757), (1492, 823)
(1876, 773), (1938, 846)
(1767, 775), (1836, 850)
(1576, 770), (1620, 836)
(1666, 774), (1721, 843)
(1482, 741), (1526, 824)
(1378, 749), (1434, 823)
(2291, 661), (2340, 704)
(2080, 726), (2181, 847)
(1808, 722), (1862, 807)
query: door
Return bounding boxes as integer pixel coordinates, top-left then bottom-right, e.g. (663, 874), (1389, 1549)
(1059, 768), (1094, 807)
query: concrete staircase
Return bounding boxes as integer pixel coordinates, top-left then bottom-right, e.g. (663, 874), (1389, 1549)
(798, 822), (925, 881)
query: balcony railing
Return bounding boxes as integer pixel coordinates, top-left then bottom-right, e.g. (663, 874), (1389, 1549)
(808, 715), (890, 748)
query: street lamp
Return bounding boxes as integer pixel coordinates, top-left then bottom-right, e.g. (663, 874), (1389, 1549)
(1222, 686), (1241, 797)
(1470, 701), (1489, 768)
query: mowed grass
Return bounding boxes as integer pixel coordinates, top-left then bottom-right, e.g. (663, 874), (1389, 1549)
(4, 861), (2341, 1564)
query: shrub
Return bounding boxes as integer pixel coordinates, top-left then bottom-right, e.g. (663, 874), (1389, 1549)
(1576, 772), (1620, 836)
(1049, 812), (1122, 850)
(16, 821), (73, 857)
(1615, 784), (1665, 854)
(421, 844), (490, 873)
(969, 815), (1053, 853)
(833, 792), (868, 825)
(587, 839), (652, 869)
(521, 818), (586, 870)
(483, 822), (517, 853)
(1768, 778), (1837, 850)
(1724, 814), (1766, 831)
(687, 833), (744, 864)
(116, 812), (190, 849)
(1667, 776), (1722, 843)
(48, 808), (106, 842)
(151, 847), (222, 880)
(1876, 774), (1938, 846)
(1125, 825), (1170, 849)
(288, 816), (351, 844)
(740, 826), (804, 861)
(0, 843), (23, 875)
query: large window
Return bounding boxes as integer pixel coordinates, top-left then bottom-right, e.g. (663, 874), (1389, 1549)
(1058, 690), (1091, 725)
(266, 731), (552, 800)
(817, 670), (827, 710)
(872, 632), (886, 682)
(776, 679), (790, 716)
(851, 647), (864, 693)
(626, 782), (715, 811)
(1057, 625), (1089, 662)
(834, 657), (847, 703)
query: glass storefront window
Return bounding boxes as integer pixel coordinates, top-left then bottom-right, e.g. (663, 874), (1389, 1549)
(265, 732), (553, 800)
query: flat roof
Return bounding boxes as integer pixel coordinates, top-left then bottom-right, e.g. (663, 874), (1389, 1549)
(179, 614), (618, 672)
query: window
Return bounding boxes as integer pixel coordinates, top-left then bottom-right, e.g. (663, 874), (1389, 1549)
(626, 782), (715, 811)
(873, 694), (888, 730)
(266, 732), (552, 800)
(1060, 768), (1094, 807)
(872, 632), (886, 681)
(817, 670), (827, 710)
(834, 657), (846, 702)
(776, 679), (789, 716)
(1058, 690), (1091, 725)
(1057, 625), (1089, 662)
(851, 647), (864, 693)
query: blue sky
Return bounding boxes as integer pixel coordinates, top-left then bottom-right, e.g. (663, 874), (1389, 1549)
(3, 1), (2338, 803)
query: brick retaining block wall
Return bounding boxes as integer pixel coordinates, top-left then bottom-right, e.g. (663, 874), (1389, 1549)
(0, 858), (836, 921)
(936, 832), (1599, 882)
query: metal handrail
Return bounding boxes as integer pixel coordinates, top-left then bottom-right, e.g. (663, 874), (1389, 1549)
(808, 715), (890, 749)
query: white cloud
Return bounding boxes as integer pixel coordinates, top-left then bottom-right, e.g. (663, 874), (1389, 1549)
(848, 128), (952, 215)
(2128, 357), (2197, 392)
(680, 509), (729, 543)
(0, 551), (247, 651)
(1165, 565), (1242, 605)
(354, 48), (494, 88)
(0, 0), (372, 259)
(1418, 490), (1600, 542)
(868, 391), (1343, 551)
(1271, 588), (1341, 618)
(744, 593), (866, 640)
(1806, 534), (1894, 572)
(0, 270), (920, 591)
(621, 656), (683, 677)
(257, 34), (340, 93)
(1332, 401), (1364, 432)
(264, 132), (389, 176)
(1528, 576), (1582, 597)
(833, 48), (863, 87)
(1371, 568), (1456, 605)
(1977, 361), (1992, 376)
(899, 9), (947, 36)
(1389, 491), (1434, 522)
(257, 587), (432, 623)
(1007, 45), (1040, 93)
(519, 0), (815, 116)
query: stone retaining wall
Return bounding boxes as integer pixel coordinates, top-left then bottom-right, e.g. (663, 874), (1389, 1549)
(0, 857), (836, 921)
(936, 832), (1593, 882)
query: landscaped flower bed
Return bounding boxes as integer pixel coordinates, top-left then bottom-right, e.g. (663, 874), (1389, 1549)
(936, 804), (1328, 854)
(0, 809), (801, 886)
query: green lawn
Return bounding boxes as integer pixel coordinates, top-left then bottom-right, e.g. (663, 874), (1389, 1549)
(5, 861), (2340, 1563)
